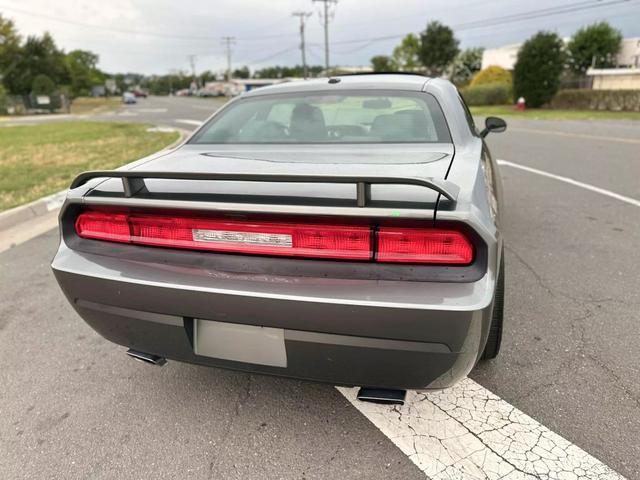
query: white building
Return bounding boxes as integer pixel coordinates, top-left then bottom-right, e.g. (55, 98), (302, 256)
(481, 37), (640, 71)
(481, 43), (521, 71)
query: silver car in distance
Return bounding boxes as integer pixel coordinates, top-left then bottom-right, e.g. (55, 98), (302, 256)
(52, 74), (506, 393)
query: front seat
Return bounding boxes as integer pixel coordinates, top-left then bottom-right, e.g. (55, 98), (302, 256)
(289, 103), (327, 141)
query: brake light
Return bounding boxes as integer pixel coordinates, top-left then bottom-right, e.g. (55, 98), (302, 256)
(75, 210), (474, 265)
(76, 211), (371, 260)
(377, 228), (473, 264)
(75, 211), (130, 243)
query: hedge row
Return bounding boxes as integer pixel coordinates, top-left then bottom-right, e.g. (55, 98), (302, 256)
(549, 89), (640, 112)
(460, 83), (512, 106)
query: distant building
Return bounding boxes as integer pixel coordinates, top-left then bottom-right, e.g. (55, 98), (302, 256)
(232, 78), (293, 91)
(481, 37), (640, 71)
(587, 68), (640, 90)
(617, 37), (640, 68)
(481, 43), (520, 71)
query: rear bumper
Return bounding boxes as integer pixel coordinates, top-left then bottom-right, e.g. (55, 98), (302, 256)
(52, 244), (496, 390)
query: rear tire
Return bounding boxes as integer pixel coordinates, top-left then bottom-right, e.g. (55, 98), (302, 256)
(481, 255), (504, 360)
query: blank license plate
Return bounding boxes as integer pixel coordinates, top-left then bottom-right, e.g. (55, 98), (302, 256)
(194, 319), (287, 368)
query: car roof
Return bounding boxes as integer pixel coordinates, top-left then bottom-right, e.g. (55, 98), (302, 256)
(242, 73), (432, 97)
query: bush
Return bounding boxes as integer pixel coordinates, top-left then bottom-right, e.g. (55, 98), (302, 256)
(470, 65), (512, 87)
(550, 89), (640, 112)
(513, 32), (565, 108)
(461, 83), (512, 106)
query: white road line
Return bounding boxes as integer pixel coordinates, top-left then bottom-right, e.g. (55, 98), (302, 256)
(508, 127), (640, 145)
(175, 119), (203, 126)
(338, 379), (625, 479)
(497, 160), (640, 208)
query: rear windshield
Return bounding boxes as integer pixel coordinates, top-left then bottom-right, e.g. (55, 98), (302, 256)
(189, 90), (451, 144)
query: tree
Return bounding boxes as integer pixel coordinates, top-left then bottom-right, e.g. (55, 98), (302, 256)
(568, 22), (622, 73)
(449, 47), (483, 86)
(513, 31), (566, 108)
(392, 34), (421, 71)
(370, 55), (396, 72)
(3, 32), (69, 94)
(66, 50), (104, 96)
(254, 65), (323, 78)
(418, 21), (459, 77)
(0, 14), (22, 91)
(232, 66), (250, 79)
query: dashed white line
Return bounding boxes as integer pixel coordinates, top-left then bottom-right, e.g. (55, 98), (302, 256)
(338, 379), (625, 479)
(175, 119), (203, 127)
(497, 160), (640, 208)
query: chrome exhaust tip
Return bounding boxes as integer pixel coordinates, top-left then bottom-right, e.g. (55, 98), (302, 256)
(126, 349), (167, 366)
(357, 387), (406, 405)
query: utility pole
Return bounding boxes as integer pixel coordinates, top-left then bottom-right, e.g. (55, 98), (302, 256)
(292, 11), (312, 79)
(313, 0), (337, 74)
(221, 36), (236, 80)
(187, 54), (197, 89)
(187, 55), (197, 78)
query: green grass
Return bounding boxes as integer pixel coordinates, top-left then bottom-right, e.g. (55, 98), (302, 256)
(469, 105), (640, 121)
(0, 121), (179, 211)
(69, 97), (122, 115)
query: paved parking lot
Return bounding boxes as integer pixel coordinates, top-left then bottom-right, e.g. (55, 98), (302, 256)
(1, 97), (638, 479)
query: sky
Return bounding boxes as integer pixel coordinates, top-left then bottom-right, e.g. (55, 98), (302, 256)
(2, 0), (639, 75)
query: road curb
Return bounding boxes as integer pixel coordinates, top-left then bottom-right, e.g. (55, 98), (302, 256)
(0, 126), (189, 234)
(0, 191), (66, 231)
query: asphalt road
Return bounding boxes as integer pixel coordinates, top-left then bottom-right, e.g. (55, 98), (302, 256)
(1, 96), (638, 479)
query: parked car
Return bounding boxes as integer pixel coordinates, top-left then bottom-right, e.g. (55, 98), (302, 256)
(122, 92), (136, 104)
(52, 74), (506, 399)
(197, 88), (220, 97)
(133, 89), (148, 98)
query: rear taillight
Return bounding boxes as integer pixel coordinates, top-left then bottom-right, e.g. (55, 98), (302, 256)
(76, 211), (371, 260)
(376, 228), (473, 264)
(75, 209), (474, 265)
(75, 211), (130, 243)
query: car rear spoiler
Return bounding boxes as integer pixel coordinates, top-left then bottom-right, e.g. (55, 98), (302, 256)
(70, 170), (459, 207)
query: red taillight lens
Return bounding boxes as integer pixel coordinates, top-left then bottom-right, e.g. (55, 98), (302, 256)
(74, 210), (475, 265)
(75, 211), (372, 260)
(376, 228), (473, 264)
(75, 212), (130, 243)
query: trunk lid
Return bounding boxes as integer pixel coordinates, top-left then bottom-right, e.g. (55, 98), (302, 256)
(86, 144), (454, 215)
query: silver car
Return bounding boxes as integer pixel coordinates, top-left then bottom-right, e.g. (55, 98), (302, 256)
(52, 74), (506, 398)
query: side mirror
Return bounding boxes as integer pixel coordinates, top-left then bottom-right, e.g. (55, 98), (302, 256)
(480, 116), (507, 138)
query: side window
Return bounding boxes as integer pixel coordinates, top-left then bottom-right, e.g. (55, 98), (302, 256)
(457, 94), (479, 137)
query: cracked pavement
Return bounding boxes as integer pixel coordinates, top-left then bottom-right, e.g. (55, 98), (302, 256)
(1, 99), (638, 479)
(339, 379), (623, 479)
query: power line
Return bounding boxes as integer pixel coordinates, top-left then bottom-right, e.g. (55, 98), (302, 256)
(0, 3), (299, 43)
(221, 37), (236, 80)
(312, 0), (338, 72)
(319, 0), (632, 48)
(292, 11), (313, 78)
(243, 46), (300, 66)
